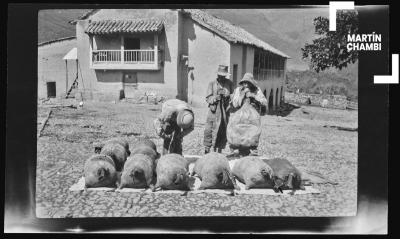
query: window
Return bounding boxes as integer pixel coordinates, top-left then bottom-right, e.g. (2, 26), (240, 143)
(47, 82), (56, 98)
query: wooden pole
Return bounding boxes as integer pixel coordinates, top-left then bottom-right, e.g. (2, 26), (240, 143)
(65, 60), (68, 96)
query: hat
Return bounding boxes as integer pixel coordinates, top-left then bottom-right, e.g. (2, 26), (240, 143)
(217, 65), (230, 77)
(176, 110), (194, 129)
(239, 73), (258, 88)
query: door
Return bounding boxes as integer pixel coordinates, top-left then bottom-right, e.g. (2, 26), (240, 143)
(47, 82), (56, 98)
(268, 89), (274, 113)
(122, 72), (138, 99)
(125, 38), (141, 61)
(232, 64), (238, 87)
(179, 61), (188, 102)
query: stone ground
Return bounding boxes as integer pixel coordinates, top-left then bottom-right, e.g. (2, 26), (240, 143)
(36, 98), (357, 217)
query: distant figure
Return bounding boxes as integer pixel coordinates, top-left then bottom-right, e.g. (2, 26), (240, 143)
(203, 65), (233, 154)
(154, 99), (194, 155)
(321, 99), (329, 108)
(307, 97), (312, 105)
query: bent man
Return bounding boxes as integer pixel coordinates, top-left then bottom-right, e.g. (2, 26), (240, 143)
(154, 99), (194, 155)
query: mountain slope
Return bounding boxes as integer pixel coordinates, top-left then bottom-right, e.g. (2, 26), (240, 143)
(38, 9), (90, 44)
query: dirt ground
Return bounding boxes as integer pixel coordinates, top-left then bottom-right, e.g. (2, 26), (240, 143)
(36, 99), (357, 217)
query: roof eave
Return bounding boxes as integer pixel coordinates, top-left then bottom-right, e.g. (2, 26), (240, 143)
(68, 9), (100, 25)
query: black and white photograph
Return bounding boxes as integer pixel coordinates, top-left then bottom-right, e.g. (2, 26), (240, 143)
(5, 3), (391, 234)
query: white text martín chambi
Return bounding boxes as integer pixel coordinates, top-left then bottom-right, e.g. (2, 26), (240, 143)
(347, 32), (382, 51)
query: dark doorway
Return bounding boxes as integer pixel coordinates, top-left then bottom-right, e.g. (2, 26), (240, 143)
(47, 82), (56, 98)
(124, 38), (140, 50)
(242, 46), (247, 74)
(268, 89), (274, 113)
(276, 88), (279, 108)
(123, 72), (138, 99)
(232, 64), (238, 86)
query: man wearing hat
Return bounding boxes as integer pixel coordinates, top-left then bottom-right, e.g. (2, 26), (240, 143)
(154, 98), (194, 155)
(229, 72), (268, 156)
(203, 65), (234, 154)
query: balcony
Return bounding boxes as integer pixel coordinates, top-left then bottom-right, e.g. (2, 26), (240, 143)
(90, 49), (160, 70)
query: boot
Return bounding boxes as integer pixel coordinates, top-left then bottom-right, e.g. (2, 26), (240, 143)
(205, 147), (211, 154)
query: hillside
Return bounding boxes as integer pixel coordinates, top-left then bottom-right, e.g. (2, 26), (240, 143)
(38, 9), (90, 44)
(286, 62), (358, 101)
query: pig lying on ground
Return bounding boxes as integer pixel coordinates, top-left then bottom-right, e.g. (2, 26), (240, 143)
(263, 158), (305, 193)
(131, 139), (160, 161)
(118, 153), (155, 189)
(153, 153), (190, 191)
(193, 152), (239, 191)
(94, 137), (131, 156)
(136, 138), (158, 153)
(232, 156), (274, 190)
(84, 154), (118, 188)
(100, 142), (129, 171)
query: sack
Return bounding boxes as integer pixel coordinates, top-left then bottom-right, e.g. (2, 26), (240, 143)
(227, 101), (261, 148)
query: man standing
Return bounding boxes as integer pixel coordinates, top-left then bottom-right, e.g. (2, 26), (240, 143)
(203, 65), (234, 154)
(154, 99), (194, 155)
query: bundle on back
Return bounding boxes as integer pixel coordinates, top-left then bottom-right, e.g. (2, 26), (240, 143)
(227, 101), (262, 149)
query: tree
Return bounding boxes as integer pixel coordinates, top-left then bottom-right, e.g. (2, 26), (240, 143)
(301, 11), (358, 72)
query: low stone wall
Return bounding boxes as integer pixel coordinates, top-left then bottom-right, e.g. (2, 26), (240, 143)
(74, 89), (172, 104)
(284, 92), (357, 110)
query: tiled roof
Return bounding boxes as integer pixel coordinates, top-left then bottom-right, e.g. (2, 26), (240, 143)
(181, 9), (290, 58)
(85, 18), (164, 34)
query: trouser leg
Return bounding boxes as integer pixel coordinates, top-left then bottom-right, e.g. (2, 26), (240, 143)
(162, 137), (171, 155)
(171, 137), (183, 155)
(170, 129), (183, 155)
(203, 113), (214, 152)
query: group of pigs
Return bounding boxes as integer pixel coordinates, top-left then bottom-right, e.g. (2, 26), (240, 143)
(84, 137), (305, 193)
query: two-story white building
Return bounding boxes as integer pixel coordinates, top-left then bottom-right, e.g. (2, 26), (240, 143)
(66, 9), (290, 110)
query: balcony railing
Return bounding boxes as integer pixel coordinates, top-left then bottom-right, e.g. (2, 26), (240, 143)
(91, 49), (159, 70)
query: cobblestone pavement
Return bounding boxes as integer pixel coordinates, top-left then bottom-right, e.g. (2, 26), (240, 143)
(36, 100), (357, 217)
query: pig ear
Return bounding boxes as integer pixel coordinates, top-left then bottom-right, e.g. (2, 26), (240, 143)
(94, 146), (102, 154)
(97, 168), (105, 180)
(174, 174), (183, 184)
(261, 167), (273, 179)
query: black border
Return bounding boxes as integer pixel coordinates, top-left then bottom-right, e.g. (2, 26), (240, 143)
(5, 2), (392, 234)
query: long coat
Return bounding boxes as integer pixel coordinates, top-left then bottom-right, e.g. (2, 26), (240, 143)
(205, 78), (234, 148)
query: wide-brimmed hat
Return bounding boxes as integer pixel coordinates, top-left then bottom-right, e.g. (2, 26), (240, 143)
(176, 110), (194, 130)
(239, 73), (258, 88)
(216, 65), (230, 77)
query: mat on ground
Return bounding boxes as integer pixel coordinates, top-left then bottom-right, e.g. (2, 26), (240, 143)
(69, 155), (336, 195)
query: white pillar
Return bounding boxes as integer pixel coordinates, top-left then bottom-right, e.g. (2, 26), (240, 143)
(89, 35), (93, 67)
(154, 34), (158, 68)
(121, 35), (124, 64)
